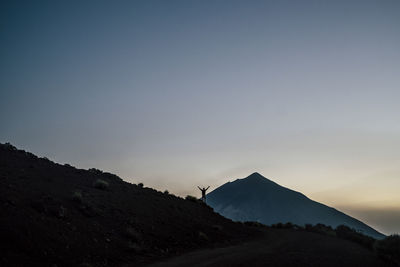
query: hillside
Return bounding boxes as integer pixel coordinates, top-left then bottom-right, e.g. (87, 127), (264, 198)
(207, 172), (385, 239)
(0, 143), (255, 266)
(1, 144), (395, 267)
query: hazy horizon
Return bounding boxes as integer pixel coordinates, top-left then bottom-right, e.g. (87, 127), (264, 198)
(1, 0), (400, 235)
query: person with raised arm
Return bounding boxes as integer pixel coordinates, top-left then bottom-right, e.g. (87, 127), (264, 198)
(197, 186), (210, 203)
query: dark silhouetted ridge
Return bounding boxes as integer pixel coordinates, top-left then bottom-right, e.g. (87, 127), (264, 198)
(0, 143), (255, 266)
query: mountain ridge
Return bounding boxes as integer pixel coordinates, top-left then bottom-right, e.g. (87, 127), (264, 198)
(207, 172), (385, 239)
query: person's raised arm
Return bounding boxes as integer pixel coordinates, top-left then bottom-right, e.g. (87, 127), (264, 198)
(197, 186), (202, 191)
(206, 186), (210, 191)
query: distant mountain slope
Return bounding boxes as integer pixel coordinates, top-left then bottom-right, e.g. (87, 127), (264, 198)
(0, 143), (254, 266)
(207, 172), (385, 239)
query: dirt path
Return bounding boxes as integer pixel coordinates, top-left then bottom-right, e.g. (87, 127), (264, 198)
(143, 229), (390, 267)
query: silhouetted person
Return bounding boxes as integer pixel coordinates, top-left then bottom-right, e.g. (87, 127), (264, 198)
(198, 186), (210, 203)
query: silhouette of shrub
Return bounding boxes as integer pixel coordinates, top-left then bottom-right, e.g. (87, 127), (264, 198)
(64, 163), (74, 168)
(89, 168), (103, 174)
(335, 225), (375, 250)
(374, 234), (400, 265)
(93, 179), (109, 190)
(303, 223), (336, 237)
(244, 221), (265, 227)
(305, 224), (313, 231)
(72, 191), (83, 203)
(185, 195), (197, 201)
(4, 142), (17, 150)
(185, 195), (200, 203)
(164, 190), (169, 194)
(270, 222), (296, 229)
(275, 222), (284, 229)
(138, 183), (144, 188)
(283, 222), (295, 229)
(319, 224), (335, 236)
(103, 172), (122, 181)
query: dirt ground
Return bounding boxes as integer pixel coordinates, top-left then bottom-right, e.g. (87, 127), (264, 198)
(144, 228), (392, 267)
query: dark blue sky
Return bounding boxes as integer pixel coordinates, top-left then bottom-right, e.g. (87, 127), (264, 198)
(1, 0), (400, 234)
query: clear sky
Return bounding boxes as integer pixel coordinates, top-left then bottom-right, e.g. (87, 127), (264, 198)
(1, 0), (399, 235)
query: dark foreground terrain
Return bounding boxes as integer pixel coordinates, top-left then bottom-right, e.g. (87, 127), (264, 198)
(0, 143), (255, 266)
(0, 143), (397, 266)
(146, 228), (391, 267)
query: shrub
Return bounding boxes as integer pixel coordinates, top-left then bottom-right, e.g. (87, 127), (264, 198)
(185, 195), (199, 203)
(374, 234), (400, 265)
(305, 223), (313, 231)
(89, 168), (103, 174)
(93, 179), (109, 190)
(319, 224), (335, 236)
(283, 222), (294, 229)
(335, 225), (375, 250)
(138, 183), (144, 188)
(72, 191), (83, 203)
(303, 223), (336, 236)
(244, 221), (265, 227)
(270, 222), (296, 229)
(4, 142), (17, 150)
(164, 190), (169, 194)
(103, 172), (122, 181)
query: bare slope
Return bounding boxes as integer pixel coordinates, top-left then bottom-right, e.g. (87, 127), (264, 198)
(207, 172), (384, 239)
(147, 228), (390, 267)
(0, 143), (254, 267)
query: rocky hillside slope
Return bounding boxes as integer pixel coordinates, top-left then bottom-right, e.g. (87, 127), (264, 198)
(0, 143), (255, 267)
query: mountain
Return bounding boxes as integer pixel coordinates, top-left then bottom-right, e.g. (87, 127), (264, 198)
(1, 144), (394, 266)
(207, 172), (385, 239)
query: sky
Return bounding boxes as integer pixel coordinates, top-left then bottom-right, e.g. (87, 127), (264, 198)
(1, 0), (399, 235)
